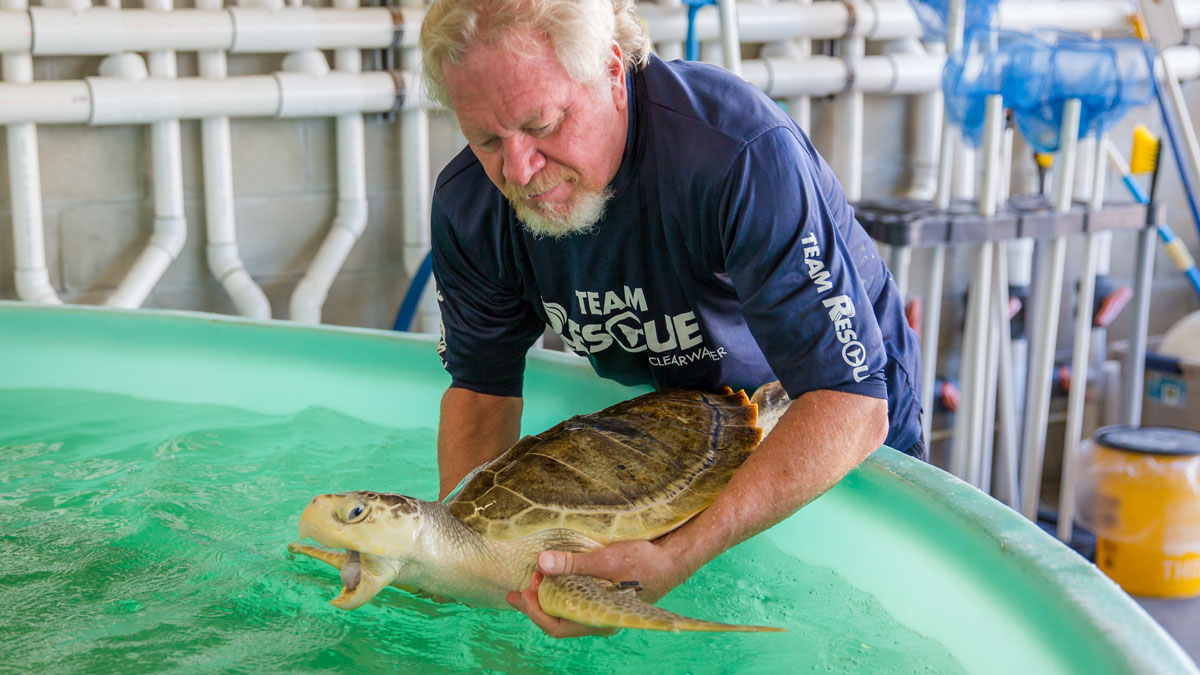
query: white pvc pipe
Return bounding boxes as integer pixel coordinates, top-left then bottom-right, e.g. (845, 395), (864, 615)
(400, 0), (435, 333)
(991, 240), (1020, 507)
(922, 0), (964, 447)
(990, 126), (1020, 506)
(197, 0), (271, 320)
(1058, 133), (1108, 543)
(3, 0), (60, 305)
(1021, 98), (1082, 522)
(787, 0), (812, 130)
(717, 0), (743, 76)
(838, 37), (865, 202)
(952, 144), (976, 200)
(741, 53), (941, 98)
(889, 246), (911, 300)
(17, 6), (405, 55)
(1164, 44), (1200, 80)
(4, 47), (1195, 126)
(892, 39), (940, 200)
(290, 0), (370, 324)
(106, 19), (188, 309)
(654, 0), (684, 61)
(0, 72), (399, 125)
(998, 1), (1148, 32)
(639, 0), (1183, 45)
(951, 94), (1000, 485)
(920, 245), (945, 445)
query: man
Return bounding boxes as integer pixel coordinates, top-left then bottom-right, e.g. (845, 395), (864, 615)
(419, 0), (922, 637)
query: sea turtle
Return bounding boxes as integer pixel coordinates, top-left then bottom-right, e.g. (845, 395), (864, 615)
(288, 382), (791, 632)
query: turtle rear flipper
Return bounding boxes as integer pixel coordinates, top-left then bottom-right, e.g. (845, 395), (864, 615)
(538, 575), (784, 633)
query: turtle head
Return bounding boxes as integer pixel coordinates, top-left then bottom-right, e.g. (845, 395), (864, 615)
(295, 491), (426, 610)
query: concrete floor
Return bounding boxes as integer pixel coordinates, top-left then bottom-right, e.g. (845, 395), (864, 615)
(1136, 595), (1200, 667)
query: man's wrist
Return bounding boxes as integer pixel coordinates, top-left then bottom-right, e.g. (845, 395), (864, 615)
(659, 524), (718, 584)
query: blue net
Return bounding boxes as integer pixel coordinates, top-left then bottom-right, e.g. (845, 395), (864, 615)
(942, 28), (1156, 152)
(908, 0), (999, 43)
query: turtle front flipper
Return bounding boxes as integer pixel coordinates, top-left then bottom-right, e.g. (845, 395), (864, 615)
(288, 542), (351, 569)
(537, 575), (785, 633)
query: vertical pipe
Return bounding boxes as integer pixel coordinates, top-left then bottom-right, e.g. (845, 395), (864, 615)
(290, 0), (370, 323)
(923, 0), (965, 448)
(401, 0), (435, 333)
(838, 37), (864, 201)
(953, 94), (1000, 485)
(1021, 97), (1082, 522)
(196, 0), (271, 319)
(108, 0), (187, 309)
(889, 245), (911, 301)
(787, 0), (812, 131)
(990, 125), (1020, 506)
(921, 246), (945, 445)
(902, 41), (942, 201)
(1125, 227), (1156, 425)
(3, 0), (61, 305)
(655, 0), (685, 61)
(988, 123), (1017, 497)
(717, 0), (742, 76)
(991, 239), (1020, 506)
(1058, 132), (1107, 542)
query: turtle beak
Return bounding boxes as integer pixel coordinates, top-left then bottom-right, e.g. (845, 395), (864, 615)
(297, 496), (336, 544)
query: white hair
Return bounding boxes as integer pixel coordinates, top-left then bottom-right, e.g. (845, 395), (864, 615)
(419, 0), (651, 109)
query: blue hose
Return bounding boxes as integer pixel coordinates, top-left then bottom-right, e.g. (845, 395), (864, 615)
(1154, 79), (1200, 243)
(684, 0), (717, 61)
(392, 250), (434, 332)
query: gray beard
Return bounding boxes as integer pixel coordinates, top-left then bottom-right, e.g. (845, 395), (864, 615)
(513, 186), (613, 239)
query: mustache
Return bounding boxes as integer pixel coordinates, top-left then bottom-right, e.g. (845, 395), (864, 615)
(502, 169), (580, 202)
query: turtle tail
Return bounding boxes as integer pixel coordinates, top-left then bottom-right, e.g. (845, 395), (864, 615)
(750, 381), (792, 439)
(538, 574), (785, 633)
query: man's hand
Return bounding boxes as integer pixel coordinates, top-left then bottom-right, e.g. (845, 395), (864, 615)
(505, 542), (690, 638)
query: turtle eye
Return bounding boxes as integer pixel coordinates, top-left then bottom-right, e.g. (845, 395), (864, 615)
(343, 503), (367, 522)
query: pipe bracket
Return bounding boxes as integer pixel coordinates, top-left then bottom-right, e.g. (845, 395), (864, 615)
(389, 7), (405, 50)
(863, 0), (881, 39)
(838, 0), (857, 39)
(884, 53), (900, 93)
(840, 57), (856, 94)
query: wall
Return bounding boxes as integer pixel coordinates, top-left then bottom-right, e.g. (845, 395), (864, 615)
(0, 49), (463, 331)
(0, 14), (1197, 349)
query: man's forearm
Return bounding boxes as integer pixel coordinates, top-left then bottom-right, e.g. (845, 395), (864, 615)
(660, 389), (888, 578)
(437, 386), (524, 499)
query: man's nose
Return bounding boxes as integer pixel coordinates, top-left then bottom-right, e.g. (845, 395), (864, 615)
(501, 135), (545, 187)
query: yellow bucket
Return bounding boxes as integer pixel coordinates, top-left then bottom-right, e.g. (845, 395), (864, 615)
(1091, 425), (1200, 598)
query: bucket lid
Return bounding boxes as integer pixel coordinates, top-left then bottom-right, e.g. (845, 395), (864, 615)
(1094, 425), (1200, 456)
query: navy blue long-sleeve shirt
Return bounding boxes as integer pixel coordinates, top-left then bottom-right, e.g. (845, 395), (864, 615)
(431, 55), (922, 453)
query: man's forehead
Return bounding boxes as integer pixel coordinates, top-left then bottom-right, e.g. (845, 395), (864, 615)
(443, 39), (574, 132)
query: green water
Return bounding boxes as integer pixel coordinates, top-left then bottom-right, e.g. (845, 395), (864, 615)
(0, 389), (962, 674)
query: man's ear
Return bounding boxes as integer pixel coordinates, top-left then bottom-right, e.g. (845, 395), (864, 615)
(608, 41), (627, 109)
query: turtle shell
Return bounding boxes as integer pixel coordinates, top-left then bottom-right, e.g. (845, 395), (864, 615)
(446, 387), (761, 544)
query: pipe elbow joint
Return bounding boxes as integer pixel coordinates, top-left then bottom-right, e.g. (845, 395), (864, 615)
(206, 242), (245, 281)
(333, 198), (369, 237)
(150, 216), (187, 258)
(15, 270), (63, 305)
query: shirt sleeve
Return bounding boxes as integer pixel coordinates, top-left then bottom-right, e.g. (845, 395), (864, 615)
(717, 126), (888, 401)
(430, 193), (544, 397)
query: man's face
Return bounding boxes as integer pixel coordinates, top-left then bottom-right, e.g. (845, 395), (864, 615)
(442, 32), (628, 238)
